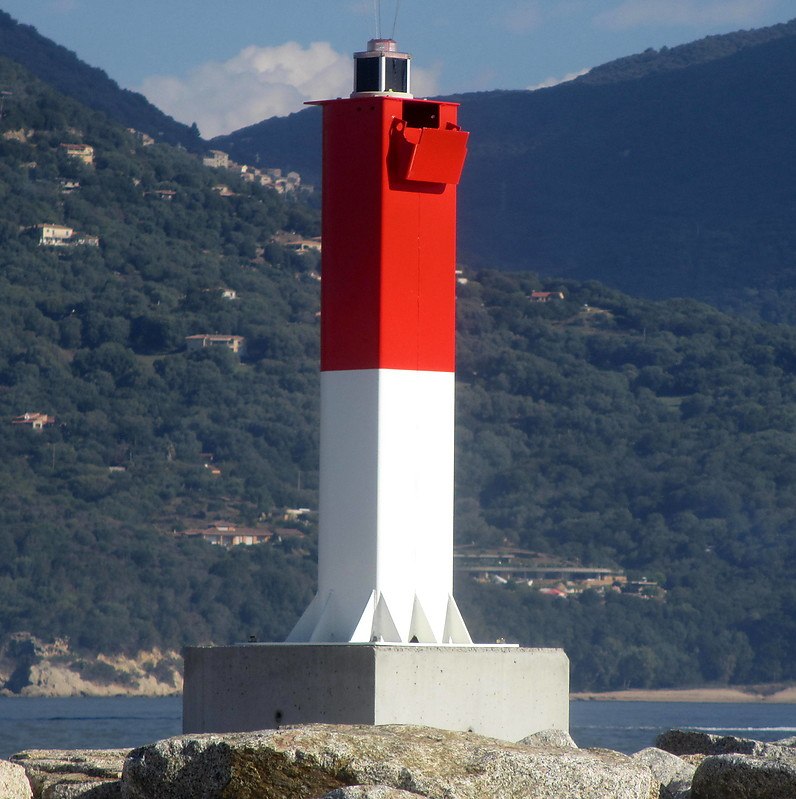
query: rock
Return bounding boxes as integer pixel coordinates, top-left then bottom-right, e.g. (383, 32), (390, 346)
(776, 736), (796, 747)
(655, 729), (781, 758)
(121, 724), (658, 799)
(632, 747), (695, 799)
(33, 782), (120, 799)
(518, 728), (578, 748)
(321, 787), (424, 799)
(0, 634), (181, 698)
(10, 749), (127, 799)
(691, 752), (796, 799)
(0, 759), (33, 799)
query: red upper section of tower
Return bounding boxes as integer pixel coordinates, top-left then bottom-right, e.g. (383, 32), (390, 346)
(317, 95), (468, 373)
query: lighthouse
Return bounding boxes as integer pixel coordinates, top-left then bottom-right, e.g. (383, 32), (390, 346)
(183, 37), (569, 742)
(287, 38), (471, 645)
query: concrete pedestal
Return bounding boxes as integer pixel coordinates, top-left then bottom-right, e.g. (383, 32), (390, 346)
(183, 643), (569, 743)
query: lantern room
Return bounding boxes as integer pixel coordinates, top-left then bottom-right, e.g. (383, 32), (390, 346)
(353, 38), (412, 96)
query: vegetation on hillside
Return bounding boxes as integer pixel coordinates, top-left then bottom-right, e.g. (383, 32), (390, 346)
(577, 17), (796, 85)
(216, 21), (796, 322)
(0, 10), (201, 150)
(454, 274), (796, 689)
(0, 54), (794, 691)
(0, 56), (320, 652)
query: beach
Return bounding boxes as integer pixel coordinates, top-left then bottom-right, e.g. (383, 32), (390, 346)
(571, 684), (796, 703)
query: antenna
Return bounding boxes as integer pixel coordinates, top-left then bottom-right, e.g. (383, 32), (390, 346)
(373, 0), (402, 40)
(391, 0), (402, 40)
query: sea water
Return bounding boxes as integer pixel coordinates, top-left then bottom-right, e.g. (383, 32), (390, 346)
(0, 696), (794, 759)
(570, 700), (796, 753)
(0, 696), (182, 759)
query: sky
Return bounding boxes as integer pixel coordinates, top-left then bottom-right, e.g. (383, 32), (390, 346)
(2, 0), (795, 137)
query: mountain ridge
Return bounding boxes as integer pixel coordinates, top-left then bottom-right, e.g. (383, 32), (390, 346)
(213, 18), (796, 319)
(0, 17), (794, 692)
(575, 16), (796, 85)
(0, 10), (201, 150)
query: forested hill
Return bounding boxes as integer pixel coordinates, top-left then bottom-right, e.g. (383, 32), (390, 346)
(1, 54), (795, 691)
(4, 7), (794, 320)
(576, 17), (796, 85)
(0, 54), (322, 655)
(0, 10), (201, 150)
(215, 19), (796, 321)
(454, 27), (796, 319)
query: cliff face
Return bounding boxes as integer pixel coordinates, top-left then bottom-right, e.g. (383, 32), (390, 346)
(0, 634), (182, 697)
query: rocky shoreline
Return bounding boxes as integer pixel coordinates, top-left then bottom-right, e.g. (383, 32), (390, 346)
(2, 724), (795, 798)
(0, 635), (182, 698)
(5, 634), (795, 703)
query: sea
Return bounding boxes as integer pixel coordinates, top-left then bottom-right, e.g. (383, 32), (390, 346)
(0, 696), (794, 760)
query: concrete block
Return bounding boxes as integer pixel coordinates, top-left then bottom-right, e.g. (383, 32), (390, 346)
(183, 643), (568, 742)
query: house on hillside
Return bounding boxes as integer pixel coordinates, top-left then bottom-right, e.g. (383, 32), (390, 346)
(148, 188), (177, 201)
(59, 143), (94, 165)
(12, 412), (55, 430)
(272, 231), (322, 253)
(203, 150), (230, 169)
(36, 224), (73, 246)
(282, 508), (312, 522)
(128, 129), (155, 147)
(34, 224), (99, 247)
(185, 334), (246, 355)
(212, 184), (236, 197)
(530, 291), (565, 302)
(175, 522), (274, 547)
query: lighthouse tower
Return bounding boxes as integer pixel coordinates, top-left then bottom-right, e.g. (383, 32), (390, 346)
(288, 38), (471, 645)
(183, 38), (570, 742)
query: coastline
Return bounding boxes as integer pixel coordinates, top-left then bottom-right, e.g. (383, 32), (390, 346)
(571, 684), (796, 703)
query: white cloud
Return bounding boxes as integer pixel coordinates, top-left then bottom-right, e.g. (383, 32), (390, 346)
(595, 0), (777, 30)
(527, 67), (591, 91)
(138, 42), (349, 139)
(138, 41), (439, 139)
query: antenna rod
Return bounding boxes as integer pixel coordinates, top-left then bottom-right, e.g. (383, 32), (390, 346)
(391, 0), (401, 40)
(374, 0), (382, 38)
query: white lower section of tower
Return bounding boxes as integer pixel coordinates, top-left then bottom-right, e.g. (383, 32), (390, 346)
(288, 368), (471, 644)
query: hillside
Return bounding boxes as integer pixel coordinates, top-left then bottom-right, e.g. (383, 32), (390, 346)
(215, 19), (796, 320)
(5, 8), (794, 318)
(0, 47), (795, 693)
(0, 10), (201, 150)
(0, 54), (321, 658)
(577, 17), (796, 85)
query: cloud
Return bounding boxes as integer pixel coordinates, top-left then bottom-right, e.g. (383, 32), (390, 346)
(527, 67), (591, 91)
(595, 0), (777, 30)
(138, 41), (438, 138)
(138, 42), (349, 138)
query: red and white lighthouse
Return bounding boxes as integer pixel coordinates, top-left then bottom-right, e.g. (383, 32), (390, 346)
(289, 39), (472, 645)
(185, 37), (569, 742)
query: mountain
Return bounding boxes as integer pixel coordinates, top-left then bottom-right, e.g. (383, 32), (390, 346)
(454, 25), (796, 317)
(0, 27), (795, 692)
(215, 19), (796, 321)
(0, 53), (321, 661)
(576, 17), (796, 85)
(0, 10), (201, 150)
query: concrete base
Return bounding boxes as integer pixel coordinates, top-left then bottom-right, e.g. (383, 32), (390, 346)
(183, 643), (569, 743)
